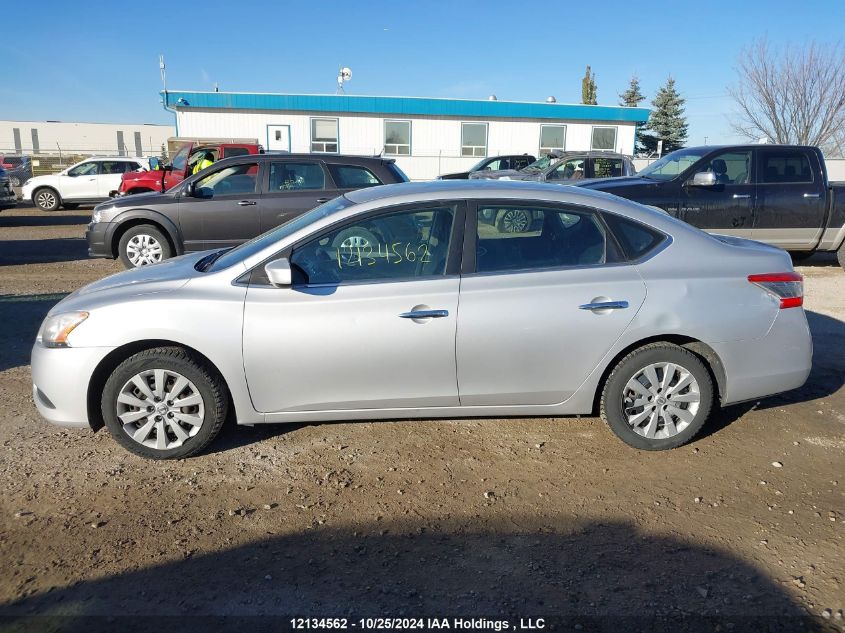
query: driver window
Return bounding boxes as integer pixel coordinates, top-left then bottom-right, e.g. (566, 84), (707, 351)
(289, 204), (456, 285)
(548, 158), (585, 181)
(68, 162), (99, 177)
(699, 151), (752, 185)
(195, 163), (259, 196)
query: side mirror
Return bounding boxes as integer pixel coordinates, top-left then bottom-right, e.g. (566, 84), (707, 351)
(192, 185), (214, 199)
(265, 258), (292, 288)
(691, 171), (716, 186)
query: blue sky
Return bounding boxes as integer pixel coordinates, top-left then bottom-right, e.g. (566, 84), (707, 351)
(2, 0), (843, 145)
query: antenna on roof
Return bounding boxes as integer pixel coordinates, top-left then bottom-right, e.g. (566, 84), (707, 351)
(336, 67), (352, 94)
(159, 55), (167, 92)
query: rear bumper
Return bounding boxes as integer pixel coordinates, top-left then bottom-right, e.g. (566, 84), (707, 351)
(31, 343), (116, 429)
(86, 221), (113, 258)
(712, 307), (812, 405)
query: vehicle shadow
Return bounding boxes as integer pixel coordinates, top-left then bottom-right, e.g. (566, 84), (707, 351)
(0, 239), (89, 266)
(0, 214), (89, 228)
(0, 294), (67, 372)
(0, 518), (819, 630)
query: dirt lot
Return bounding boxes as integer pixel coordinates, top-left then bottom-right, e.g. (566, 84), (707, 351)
(0, 205), (843, 628)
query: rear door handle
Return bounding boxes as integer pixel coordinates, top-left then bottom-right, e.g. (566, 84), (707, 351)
(316, 197), (330, 203)
(238, 200), (257, 206)
(579, 301), (629, 311)
(803, 193), (820, 199)
(399, 309), (449, 319)
(732, 194), (750, 199)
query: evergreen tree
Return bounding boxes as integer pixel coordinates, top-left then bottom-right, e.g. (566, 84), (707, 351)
(640, 77), (688, 155)
(619, 76), (645, 107)
(581, 66), (597, 105)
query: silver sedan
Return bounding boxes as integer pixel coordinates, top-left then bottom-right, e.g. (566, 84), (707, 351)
(31, 181), (812, 459)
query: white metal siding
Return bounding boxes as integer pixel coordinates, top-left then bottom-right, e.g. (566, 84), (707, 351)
(176, 109), (638, 180)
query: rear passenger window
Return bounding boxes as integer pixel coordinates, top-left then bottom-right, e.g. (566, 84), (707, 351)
(475, 206), (616, 273)
(269, 162), (325, 190)
(760, 151), (813, 183)
(603, 213), (665, 260)
(328, 165), (382, 189)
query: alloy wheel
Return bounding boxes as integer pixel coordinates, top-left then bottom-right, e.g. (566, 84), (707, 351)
(501, 209), (530, 233)
(116, 369), (205, 450)
(621, 362), (701, 439)
(36, 190), (57, 209)
(126, 234), (164, 267)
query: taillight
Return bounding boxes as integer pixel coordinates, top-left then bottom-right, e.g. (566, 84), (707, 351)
(748, 272), (803, 309)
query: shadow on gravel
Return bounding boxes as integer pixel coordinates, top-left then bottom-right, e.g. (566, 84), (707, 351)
(0, 519), (820, 631)
(0, 238), (88, 266)
(0, 214), (89, 228)
(0, 294), (67, 372)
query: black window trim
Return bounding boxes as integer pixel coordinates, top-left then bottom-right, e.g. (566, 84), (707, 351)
(244, 199), (467, 288)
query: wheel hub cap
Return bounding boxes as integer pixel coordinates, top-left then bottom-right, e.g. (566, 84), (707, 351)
(621, 362), (701, 440)
(116, 369), (205, 450)
(126, 234), (163, 267)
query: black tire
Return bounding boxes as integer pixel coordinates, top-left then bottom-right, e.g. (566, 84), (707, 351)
(62, 203), (80, 210)
(118, 224), (173, 269)
(101, 347), (228, 460)
(33, 187), (61, 212)
(788, 251), (813, 262)
(600, 343), (714, 451)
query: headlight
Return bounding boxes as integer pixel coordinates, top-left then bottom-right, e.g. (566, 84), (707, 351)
(37, 311), (89, 348)
(23, 179), (32, 187)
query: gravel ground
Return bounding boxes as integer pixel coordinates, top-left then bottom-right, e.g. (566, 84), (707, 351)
(0, 205), (843, 627)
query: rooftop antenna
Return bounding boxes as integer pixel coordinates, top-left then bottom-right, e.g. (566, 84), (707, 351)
(159, 55), (167, 92)
(336, 66), (351, 94)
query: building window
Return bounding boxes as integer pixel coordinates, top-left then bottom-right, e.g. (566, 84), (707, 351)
(461, 122), (488, 157)
(311, 118), (339, 153)
(591, 126), (617, 151)
(539, 125), (566, 155)
(384, 120), (411, 155)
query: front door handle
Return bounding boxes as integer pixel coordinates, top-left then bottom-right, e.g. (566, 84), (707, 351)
(579, 301), (629, 311)
(238, 200), (257, 206)
(399, 309), (449, 319)
(316, 198), (330, 203)
(732, 194), (751, 199)
(803, 193), (820, 199)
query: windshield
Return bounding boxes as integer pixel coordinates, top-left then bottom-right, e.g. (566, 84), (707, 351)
(522, 155), (554, 172)
(638, 148), (708, 181)
(207, 195), (356, 272)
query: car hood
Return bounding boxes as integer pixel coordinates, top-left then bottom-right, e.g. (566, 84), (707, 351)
(108, 189), (173, 208)
(49, 252), (208, 314)
(575, 176), (652, 191)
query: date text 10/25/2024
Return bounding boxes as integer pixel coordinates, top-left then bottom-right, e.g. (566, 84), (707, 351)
(290, 618), (547, 630)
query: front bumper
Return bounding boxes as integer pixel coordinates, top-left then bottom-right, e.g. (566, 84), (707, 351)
(86, 221), (113, 258)
(711, 307), (813, 405)
(31, 343), (116, 428)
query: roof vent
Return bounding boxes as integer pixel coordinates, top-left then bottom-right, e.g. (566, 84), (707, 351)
(546, 96), (557, 103)
(488, 95), (497, 101)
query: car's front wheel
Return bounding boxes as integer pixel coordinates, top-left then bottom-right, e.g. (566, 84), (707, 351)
(118, 224), (173, 268)
(33, 187), (61, 212)
(101, 347), (228, 459)
(600, 343), (714, 450)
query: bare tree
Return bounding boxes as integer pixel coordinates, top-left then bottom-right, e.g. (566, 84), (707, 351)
(729, 38), (845, 156)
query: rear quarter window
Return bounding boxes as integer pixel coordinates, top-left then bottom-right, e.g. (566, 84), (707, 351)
(603, 213), (666, 260)
(327, 164), (382, 189)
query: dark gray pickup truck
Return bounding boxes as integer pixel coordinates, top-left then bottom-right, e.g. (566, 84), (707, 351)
(578, 145), (845, 269)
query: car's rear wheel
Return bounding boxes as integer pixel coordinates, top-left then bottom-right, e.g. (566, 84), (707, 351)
(101, 347), (227, 459)
(33, 187), (61, 212)
(600, 343), (714, 450)
(118, 224), (172, 268)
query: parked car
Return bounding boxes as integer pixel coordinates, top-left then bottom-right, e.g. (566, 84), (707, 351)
(34, 180), (810, 459)
(21, 157), (153, 211)
(470, 150), (636, 182)
(117, 141), (261, 196)
(87, 153), (410, 268)
(437, 154), (535, 180)
(0, 154), (33, 187)
(0, 166), (17, 211)
(577, 145), (845, 269)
